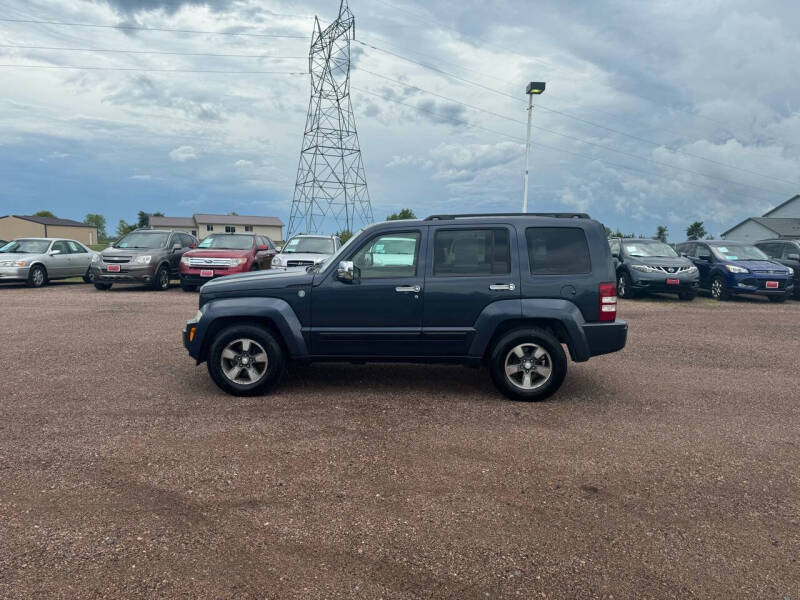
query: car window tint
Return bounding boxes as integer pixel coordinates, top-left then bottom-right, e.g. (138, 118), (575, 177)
(52, 241), (70, 254)
(352, 232), (420, 279)
(66, 241), (85, 253)
(610, 240), (621, 256)
(696, 245), (712, 259)
(757, 242), (780, 258)
(783, 244), (799, 259)
(526, 227), (591, 275)
(433, 229), (510, 276)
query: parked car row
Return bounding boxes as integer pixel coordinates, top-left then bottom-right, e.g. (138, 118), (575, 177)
(610, 237), (796, 302)
(0, 229), (343, 290)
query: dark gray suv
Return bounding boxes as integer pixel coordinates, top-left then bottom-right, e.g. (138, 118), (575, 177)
(183, 213), (627, 402)
(93, 229), (197, 291)
(610, 238), (699, 300)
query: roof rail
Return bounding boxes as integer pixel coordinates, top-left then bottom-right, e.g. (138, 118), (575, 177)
(425, 212), (591, 221)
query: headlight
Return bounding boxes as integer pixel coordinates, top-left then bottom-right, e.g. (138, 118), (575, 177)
(235, 257), (247, 265)
(788, 267), (795, 276)
(134, 255), (152, 264)
(272, 256), (282, 267)
(193, 309), (204, 322)
(630, 264), (658, 273)
(686, 266), (698, 274)
(181, 256), (191, 265)
(91, 254), (100, 263)
(725, 264), (749, 274)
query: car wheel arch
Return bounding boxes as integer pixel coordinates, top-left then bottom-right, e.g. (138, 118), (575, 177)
(200, 316), (288, 363)
(483, 318), (570, 362)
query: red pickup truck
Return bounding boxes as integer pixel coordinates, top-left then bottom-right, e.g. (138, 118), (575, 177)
(179, 233), (278, 291)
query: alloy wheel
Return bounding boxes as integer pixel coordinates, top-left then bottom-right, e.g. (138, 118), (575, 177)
(504, 343), (553, 390)
(220, 338), (268, 385)
(159, 268), (169, 289)
(32, 268), (45, 287)
(711, 279), (723, 299)
(618, 275), (626, 298)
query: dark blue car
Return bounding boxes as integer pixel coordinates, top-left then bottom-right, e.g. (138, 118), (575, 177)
(676, 240), (794, 302)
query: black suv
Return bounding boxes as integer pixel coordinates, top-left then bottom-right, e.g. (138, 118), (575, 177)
(754, 239), (800, 298)
(183, 214), (627, 401)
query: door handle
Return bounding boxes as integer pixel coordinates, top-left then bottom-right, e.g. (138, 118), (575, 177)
(396, 285), (421, 293)
(489, 283), (516, 291)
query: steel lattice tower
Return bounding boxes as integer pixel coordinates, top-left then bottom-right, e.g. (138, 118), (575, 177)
(287, 0), (373, 238)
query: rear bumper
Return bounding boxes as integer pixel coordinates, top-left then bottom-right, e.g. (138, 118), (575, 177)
(582, 320), (628, 358)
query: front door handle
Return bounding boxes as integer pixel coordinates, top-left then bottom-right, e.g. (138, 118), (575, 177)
(396, 285), (421, 293)
(489, 283), (516, 291)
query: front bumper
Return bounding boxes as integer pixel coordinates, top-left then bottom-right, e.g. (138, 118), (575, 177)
(727, 273), (794, 296)
(92, 263), (157, 283)
(0, 266), (29, 281)
(180, 266), (246, 285)
(583, 320), (628, 358)
(629, 270), (699, 293)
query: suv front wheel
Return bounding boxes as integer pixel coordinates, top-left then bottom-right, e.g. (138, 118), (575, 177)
(489, 327), (567, 402)
(207, 324), (285, 396)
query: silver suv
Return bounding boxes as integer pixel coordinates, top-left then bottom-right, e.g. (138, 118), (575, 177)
(270, 234), (341, 271)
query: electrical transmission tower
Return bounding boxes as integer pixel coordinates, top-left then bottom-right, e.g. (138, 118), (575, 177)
(287, 0), (373, 238)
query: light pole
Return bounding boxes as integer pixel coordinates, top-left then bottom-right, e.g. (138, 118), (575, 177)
(522, 81), (546, 213)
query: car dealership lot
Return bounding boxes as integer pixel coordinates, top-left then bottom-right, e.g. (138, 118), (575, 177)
(1, 284), (798, 598)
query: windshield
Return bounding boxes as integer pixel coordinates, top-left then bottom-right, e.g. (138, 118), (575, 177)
(114, 231), (169, 249)
(198, 234), (254, 250)
(711, 245), (769, 261)
(282, 236), (335, 254)
(622, 241), (678, 258)
(317, 229), (365, 271)
(0, 239), (51, 254)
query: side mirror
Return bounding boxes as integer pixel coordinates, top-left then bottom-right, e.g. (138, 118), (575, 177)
(257, 244), (268, 251)
(336, 260), (360, 283)
(172, 243), (182, 251)
(787, 253), (800, 261)
(275, 246), (282, 252)
(49, 249), (61, 256)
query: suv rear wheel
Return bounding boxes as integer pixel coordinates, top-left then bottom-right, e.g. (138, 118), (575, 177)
(489, 327), (567, 402)
(207, 324), (285, 396)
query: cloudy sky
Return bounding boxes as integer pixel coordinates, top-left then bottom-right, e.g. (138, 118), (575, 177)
(0, 0), (798, 239)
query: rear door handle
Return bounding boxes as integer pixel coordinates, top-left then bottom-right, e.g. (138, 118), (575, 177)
(396, 285), (421, 293)
(489, 283), (516, 291)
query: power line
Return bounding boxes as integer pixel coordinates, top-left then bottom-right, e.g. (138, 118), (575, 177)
(351, 85), (770, 205)
(356, 68), (785, 198)
(356, 41), (798, 188)
(0, 43), (306, 59)
(0, 17), (310, 38)
(0, 63), (308, 74)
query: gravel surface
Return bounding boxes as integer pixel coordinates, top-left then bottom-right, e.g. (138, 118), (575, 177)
(0, 281), (798, 599)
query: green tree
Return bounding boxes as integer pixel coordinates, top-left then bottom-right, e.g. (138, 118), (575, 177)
(686, 221), (707, 241)
(229, 211), (239, 216)
(335, 228), (353, 243)
(137, 210), (164, 229)
(84, 214), (107, 240)
(604, 225), (613, 237)
(116, 219), (136, 238)
(33, 210), (56, 218)
(386, 208), (416, 221)
(655, 225), (668, 243)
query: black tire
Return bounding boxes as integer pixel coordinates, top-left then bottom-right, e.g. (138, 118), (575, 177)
(94, 282), (112, 291)
(489, 327), (567, 402)
(181, 283), (198, 292)
(710, 275), (729, 301)
(250, 264), (259, 272)
(83, 268), (94, 284)
(151, 264), (170, 291)
(678, 291), (696, 301)
(26, 264), (47, 288)
(207, 324), (285, 396)
(617, 271), (635, 299)
(768, 295), (787, 303)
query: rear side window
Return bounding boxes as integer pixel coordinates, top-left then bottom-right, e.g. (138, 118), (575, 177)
(526, 227), (591, 275)
(433, 229), (510, 276)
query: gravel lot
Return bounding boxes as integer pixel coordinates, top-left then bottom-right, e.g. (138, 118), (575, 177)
(0, 281), (798, 599)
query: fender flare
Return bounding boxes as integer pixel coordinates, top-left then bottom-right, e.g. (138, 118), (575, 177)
(193, 296), (309, 362)
(468, 298), (591, 362)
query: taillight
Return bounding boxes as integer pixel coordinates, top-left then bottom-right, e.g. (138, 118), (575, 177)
(599, 282), (617, 322)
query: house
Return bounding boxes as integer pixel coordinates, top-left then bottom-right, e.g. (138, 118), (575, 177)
(148, 214), (284, 243)
(722, 195), (800, 241)
(0, 215), (99, 246)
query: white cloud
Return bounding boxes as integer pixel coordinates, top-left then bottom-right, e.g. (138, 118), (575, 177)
(169, 145), (199, 162)
(235, 159), (254, 167)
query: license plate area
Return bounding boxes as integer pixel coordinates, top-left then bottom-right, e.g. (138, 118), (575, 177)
(766, 281), (779, 289)
(666, 278), (680, 285)
(200, 269), (214, 278)
(107, 264), (121, 272)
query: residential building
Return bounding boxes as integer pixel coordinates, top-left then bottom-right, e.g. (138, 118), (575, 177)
(0, 215), (99, 245)
(149, 214), (284, 243)
(722, 195), (800, 241)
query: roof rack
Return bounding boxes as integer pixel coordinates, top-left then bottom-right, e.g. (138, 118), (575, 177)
(425, 212), (591, 221)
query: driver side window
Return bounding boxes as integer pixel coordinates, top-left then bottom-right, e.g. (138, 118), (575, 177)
(351, 232), (420, 279)
(696, 245), (712, 260)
